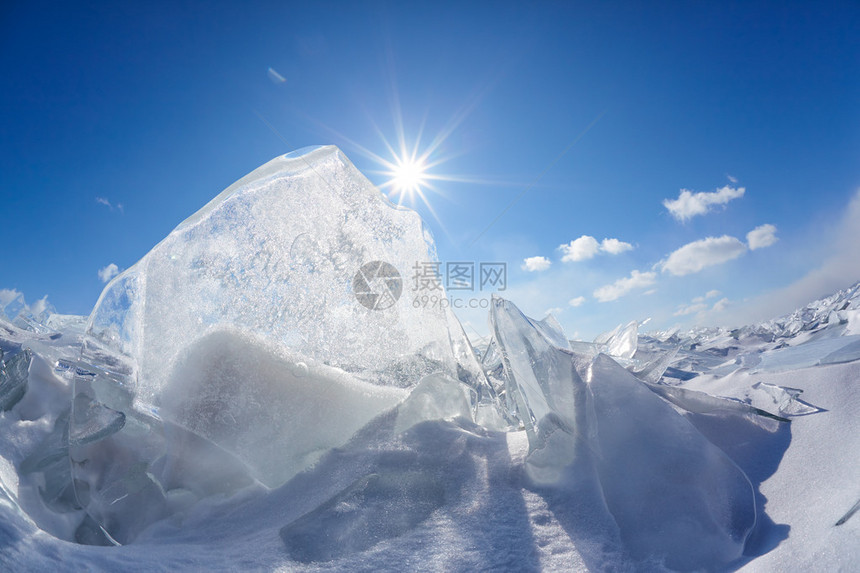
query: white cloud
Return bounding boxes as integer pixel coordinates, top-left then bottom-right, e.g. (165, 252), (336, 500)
(600, 238), (633, 255)
(663, 185), (746, 222)
(98, 263), (120, 283)
(544, 307), (564, 317)
(593, 270), (657, 302)
(661, 236), (747, 276)
(559, 235), (633, 262)
(747, 223), (778, 250)
(568, 296), (586, 307)
(522, 256), (551, 272)
(712, 297), (730, 312)
(727, 175), (738, 184)
(559, 235), (600, 262)
(705, 289), (721, 299)
(674, 302), (708, 316)
(96, 197), (111, 207)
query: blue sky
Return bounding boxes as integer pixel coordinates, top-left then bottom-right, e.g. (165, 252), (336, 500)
(1, 1), (858, 339)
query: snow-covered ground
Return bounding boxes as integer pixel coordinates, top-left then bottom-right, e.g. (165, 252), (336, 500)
(1, 147), (858, 571)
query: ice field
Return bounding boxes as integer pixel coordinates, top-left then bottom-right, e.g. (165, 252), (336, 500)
(1, 147), (858, 571)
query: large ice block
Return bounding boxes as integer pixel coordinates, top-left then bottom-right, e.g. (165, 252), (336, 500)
(75, 145), (489, 542)
(84, 145), (470, 397)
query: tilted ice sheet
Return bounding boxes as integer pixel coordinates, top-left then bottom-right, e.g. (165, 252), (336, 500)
(489, 296), (757, 569)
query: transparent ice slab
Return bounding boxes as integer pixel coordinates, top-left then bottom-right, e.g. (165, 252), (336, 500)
(752, 381), (824, 416)
(600, 320), (639, 360)
(488, 295), (583, 481)
(84, 145), (473, 398)
(74, 145), (489, 543)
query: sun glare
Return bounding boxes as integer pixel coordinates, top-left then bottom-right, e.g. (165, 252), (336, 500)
(316, 88), (509, 233)
(390, 156), (428, 198)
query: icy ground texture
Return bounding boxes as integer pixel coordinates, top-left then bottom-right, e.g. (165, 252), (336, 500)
(2, 288), (858, 571)
(1, 147), (858, 570)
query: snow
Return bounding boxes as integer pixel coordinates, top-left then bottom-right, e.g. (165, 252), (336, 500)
(1, 147), (858, 571)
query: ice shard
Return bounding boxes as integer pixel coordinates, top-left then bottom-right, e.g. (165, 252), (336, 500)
(629, 344), (680, 383)
(74, 145), (485, 542)
(394, 373), (473, 434)
(605, 320), (639, 359)
(0, 291), (26, 323)
(584, 355), (756, 570)
(752, 381), (824, 416)
(594, 320), (639, 360)
(19, 408), (82, 516)
(70, 392), (126, 446)
(0, 349), (31, 411)
(489, 296), (756, 568)
(488, 296), (586, 483)
(645, 381), (791, 422)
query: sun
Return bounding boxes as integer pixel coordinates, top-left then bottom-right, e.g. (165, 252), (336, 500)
(389, 155), (429, 200)
(314, 89), (509, 231)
